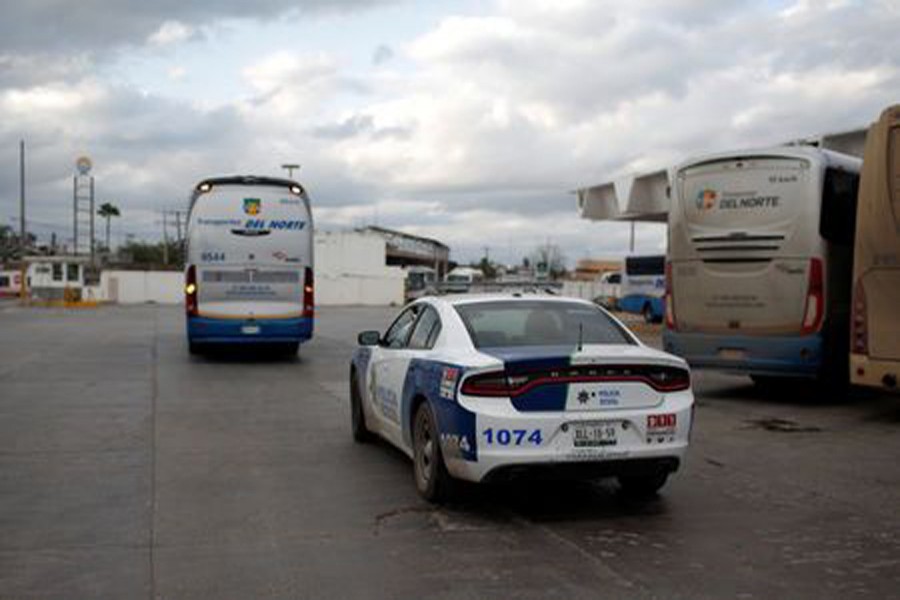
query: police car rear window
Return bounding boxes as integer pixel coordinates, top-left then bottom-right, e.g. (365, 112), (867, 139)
(455, 301), (633, 348)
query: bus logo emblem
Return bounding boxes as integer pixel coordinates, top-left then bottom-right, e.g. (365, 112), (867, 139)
(696, 188), (717, 210)
(243, 198), (262, 216)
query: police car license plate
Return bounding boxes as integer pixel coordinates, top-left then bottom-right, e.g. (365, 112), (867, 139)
(572, 422), (618, 447)
(241, 324), (261, 335)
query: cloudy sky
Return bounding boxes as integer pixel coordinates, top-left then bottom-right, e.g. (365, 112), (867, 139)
(0, 0), (897, 265)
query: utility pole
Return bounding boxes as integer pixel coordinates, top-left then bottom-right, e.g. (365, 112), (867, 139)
(629, 221), (635, 253)
(174, 210), (182, 246)
(19, 140), (25, 256)
(162, 211), (169, 265)
(281, 163), (300, 179)
(19, 140), (26, 302)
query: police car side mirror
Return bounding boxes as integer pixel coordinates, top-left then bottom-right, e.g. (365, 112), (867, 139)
(358, 331), (381, 346)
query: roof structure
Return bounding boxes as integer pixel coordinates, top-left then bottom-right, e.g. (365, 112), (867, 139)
(575, 126), (868, 223)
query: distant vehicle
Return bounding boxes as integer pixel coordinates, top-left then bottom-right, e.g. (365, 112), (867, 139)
(442, 267), (483, 293)
(619, 255), (665, 323)
(185, 176), (314, 354)
(350, 295), (693, 501)
(0, 269), (22, 297)
(851, 104), (900, 393)
(593, 270), (621, 309)
(404, 266), (437, 301)
(664, 146), (861, 385)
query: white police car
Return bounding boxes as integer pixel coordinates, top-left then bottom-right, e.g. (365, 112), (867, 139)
(350, 295), (693, 502)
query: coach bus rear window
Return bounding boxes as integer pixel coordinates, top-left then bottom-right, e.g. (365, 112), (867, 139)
(455, 301), (633, 348)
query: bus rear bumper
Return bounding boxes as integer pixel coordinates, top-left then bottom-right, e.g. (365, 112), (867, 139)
(662, 330), (823, 376)
(850, 354), (900, 393)
(187, 315), (313, 345)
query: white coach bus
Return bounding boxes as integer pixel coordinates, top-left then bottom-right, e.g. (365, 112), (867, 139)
(663, 146), (861, 385)
(185, 176), (314, 354)
(851, 104), (900, 393)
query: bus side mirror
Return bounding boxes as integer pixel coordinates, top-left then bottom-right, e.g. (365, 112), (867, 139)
(358, 331), (381, 346)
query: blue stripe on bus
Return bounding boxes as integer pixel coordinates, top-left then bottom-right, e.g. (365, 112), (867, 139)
(187, 315), (313, 344)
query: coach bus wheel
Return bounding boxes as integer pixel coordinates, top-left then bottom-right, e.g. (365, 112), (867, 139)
(617, 470), (669, 498)
(350, 371), (373, 443)
(413, 402), (453, 502)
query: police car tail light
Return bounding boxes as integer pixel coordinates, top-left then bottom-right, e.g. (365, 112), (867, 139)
(185, 265), (198, 316)
(461, 371), (512, 397)
(800, 258), (824, 335)
(850, 279), (868, 355)
(664, 261), (677, 330)
(645, 367), (691, 392)
(461, 365), (690, 397)
(302, 267), (314, 318)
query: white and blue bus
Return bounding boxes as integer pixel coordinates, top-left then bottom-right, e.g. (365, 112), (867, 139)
(619, 254), (665, 323)
(663, 146), (861, 383)
(185, 176), (314, 354)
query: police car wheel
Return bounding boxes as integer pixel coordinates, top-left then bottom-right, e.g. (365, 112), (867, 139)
(350, 371), (373, 443)
(413, 402), (453, 502)
(642, 304), (654, 324)
(617, 471), (669, 498)
(188, 341), (201, 355)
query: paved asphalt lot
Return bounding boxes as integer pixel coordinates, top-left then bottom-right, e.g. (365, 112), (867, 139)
(0, 304), (898, 599)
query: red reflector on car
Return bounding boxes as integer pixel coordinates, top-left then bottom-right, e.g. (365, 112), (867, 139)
(647, 414), (677, 429)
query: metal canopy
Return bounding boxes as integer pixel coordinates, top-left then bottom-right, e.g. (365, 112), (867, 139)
(576, 127), (868, 223)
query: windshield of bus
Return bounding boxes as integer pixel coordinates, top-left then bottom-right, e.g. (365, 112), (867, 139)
(455, 301), (633, 348)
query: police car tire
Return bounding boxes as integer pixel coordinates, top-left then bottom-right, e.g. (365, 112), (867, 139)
(413, 402), (453, 503)
(642, 304), (655, 324)
(350, 371), (373, 443)
(617, 471), (669, 498)
(188, 341), (201, 356)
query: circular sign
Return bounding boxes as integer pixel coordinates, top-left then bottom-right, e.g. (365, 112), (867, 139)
(75, 156), (92, 175)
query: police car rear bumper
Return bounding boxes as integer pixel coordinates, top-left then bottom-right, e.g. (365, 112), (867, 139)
(187, 315), (313, 344)
(442, 393), (693, 483)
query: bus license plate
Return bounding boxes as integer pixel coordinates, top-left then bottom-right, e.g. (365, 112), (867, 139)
(572, 422), (618, 447)
(719, 348), (746, 361)
(242, 325), (261, 335)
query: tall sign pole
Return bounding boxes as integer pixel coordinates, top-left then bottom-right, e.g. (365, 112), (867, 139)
(73, 156), (93, 257)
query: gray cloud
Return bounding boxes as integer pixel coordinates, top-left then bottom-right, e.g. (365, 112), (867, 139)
(311, 113), (412, 141)
(372, 44), (394, 65)
(0, 0), (399, 54)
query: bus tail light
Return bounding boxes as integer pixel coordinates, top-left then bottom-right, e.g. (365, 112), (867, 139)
(303, 267), (314, 318)
(185, 265), (198, 316)
(800, 258), (824, 335)
(851, 279), (868, 355)
(664, 261), (677, 330)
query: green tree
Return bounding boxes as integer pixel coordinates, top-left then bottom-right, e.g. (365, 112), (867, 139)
(97, 202), (121, 252)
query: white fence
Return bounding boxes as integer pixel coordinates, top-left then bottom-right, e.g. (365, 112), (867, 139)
(560, 280), (620, 306)
(96, 230), (406, 306)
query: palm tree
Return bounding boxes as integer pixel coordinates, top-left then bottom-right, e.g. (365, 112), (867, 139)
(97, 202), (121, 252)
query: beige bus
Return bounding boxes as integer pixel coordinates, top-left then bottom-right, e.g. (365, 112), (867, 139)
(850, 104), (900, 392)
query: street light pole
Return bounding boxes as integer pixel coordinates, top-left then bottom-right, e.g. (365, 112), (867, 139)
(281, 163), (300, 179)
